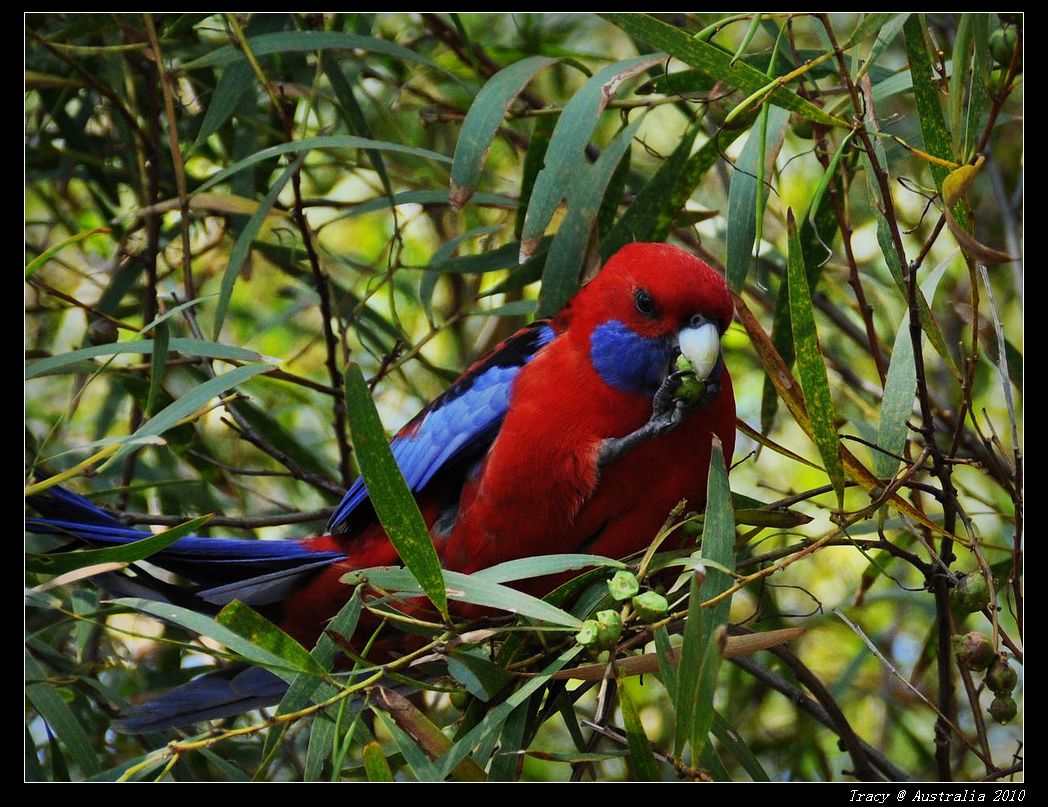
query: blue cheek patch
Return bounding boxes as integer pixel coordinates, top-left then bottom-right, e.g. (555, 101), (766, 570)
(589, 320), (673, 395)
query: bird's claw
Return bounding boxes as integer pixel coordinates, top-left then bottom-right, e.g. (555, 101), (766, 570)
(598, 370), (713, 469)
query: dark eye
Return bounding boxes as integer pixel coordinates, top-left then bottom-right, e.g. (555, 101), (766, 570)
(634, 288), (658, 318)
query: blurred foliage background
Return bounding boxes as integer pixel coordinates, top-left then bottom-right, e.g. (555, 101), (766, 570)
(25, 13), (1022, 782)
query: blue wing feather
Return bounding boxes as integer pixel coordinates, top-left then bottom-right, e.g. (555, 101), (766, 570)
(328, 321), (555, 535)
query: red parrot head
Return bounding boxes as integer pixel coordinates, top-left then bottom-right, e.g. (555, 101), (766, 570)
(556, 243), (734, 397)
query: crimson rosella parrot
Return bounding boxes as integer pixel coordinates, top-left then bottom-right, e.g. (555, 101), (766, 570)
(27, 242), (736, 733)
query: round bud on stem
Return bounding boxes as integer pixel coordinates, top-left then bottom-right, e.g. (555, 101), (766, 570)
(952, 631), (995, 671)
(608, 570), (640, 602)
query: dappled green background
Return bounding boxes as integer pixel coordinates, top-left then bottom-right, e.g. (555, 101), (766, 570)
(26, 13), (1022, 782)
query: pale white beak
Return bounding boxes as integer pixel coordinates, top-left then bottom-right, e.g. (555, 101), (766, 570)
(678, 322), (721, 382)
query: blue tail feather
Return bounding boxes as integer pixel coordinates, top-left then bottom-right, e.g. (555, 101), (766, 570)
(114, 666), (288, 734)
(26, 486), (344, 589)
(26, 483), (349, 733)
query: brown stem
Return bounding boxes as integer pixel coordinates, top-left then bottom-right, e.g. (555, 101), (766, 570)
(143, 15), (198, 313)
(730, 655), (909, 781)
(828, 161), (887, 385)
(280, 96), (352, 487)
(820, 14), (964, 779)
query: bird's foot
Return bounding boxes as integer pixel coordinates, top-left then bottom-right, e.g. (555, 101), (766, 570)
(597, 369), (721, 469)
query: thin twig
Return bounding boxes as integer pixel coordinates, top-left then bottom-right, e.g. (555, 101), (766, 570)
(730, 655), (909, 781)
(832, 609), (989, 767)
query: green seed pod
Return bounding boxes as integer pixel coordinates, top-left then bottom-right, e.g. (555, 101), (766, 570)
(985, 658), (1018, 695)
(576, 620), (600, 647)
(952, 631), (995, 671)
(595, 609), (624, 647)
(951, 573), (991, 613)
(674, 355), (705, 402)
(632, 591), (669, 623)
(990, 26), (1018, 68)
(608, 570), (640, 602)
(989, 695), (1017, 724)
(87, 318), (119, 346)
(449, 689), (470, 710)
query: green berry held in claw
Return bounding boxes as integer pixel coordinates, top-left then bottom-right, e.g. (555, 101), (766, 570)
(951, 573), (990, 613)
(632, 591), (669, 623)
(985, 658), (1018, 695)
(952, 631), (995, 671)
(595, 609), (624, 647)
(674, 354), (705, 402)
(989, 695), (1017, 724)
(608, 570), (640, 601)
(576, 620), (600, 647)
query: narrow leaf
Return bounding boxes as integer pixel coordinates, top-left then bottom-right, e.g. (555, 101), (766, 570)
(601, 15), (849, 128)
(855, 15), (911, 82)
(26, 514), (213, 576)
(537, 116), (643, 316)
(618, 679), (661, 781)
(213, 154), (304, 338)
(25, 227), (110, 278)
(343, 366), (448, 620)
(182, 31), (443, 72)
(841, 13), (899, 50)
(305, 716), (335, 781)
(948, 15), (973, 154)
(451, 56), (559, 209)
(725, 104), (789, 291)
(192, 60), (252, 151)
(874, 251), (954, 477)
(321, 53), (394, 199)
(447, 651), (512, 702)
(473, 553), (624, 584)
(363, 742), (395, 782)
(419, 225), (502, 321)
(677, 440), (735, 758)
(711, 711), (770, 781)
(375, 711), (442, 781)
(262, 590), (362, 764)
(25, 653), (100, 776)
(516, 113), (557, 239)
(112, 598), (310, 680)
(786, 209), (845, 503)
(520, 55), (662, 260)
(195, 136), (450, 195)
(100, 364), (273, 469)
(216, 600), (326, 676)
(373, 687), (487, 781)
(963, 15), (991, 161)
(903, 16), (956, 190)
(348, 566), (580, 628)
(653, 626), (678, 702)
(434, 646), (581, 779)
(25, 338), (267, 380)
(603, 120), (702, 256)
(145, 321), (169, 415)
